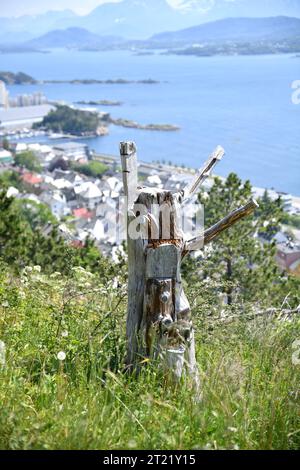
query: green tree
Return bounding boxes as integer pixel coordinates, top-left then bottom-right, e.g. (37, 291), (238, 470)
(0, 191), (32, 268)
(0, 191), (114, 277)
(256, 190), (283, 241)
(2, 138), (10, 151)
(282, 213), (300, 230)
(15, 199), (57, 229)
(0, 170), (25, 191)
(33, 105), (100, 136)
(72, 161), (108, 178)
(14, 151), (41, 173)
(188, 173), (291, 307)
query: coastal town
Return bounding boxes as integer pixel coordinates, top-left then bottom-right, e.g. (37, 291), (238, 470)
(1, 78), (300, 276)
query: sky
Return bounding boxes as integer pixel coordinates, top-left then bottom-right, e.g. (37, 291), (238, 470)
(0, 0), (186, 17)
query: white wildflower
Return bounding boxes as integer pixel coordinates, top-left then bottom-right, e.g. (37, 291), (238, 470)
(57, 351), (66, 361)
(50, 272), (61, 278)
(61, 330), (68, 338)
(33, 265), (41, 273)
(1, 301), (9, 308)
(228, 427), (238, 433)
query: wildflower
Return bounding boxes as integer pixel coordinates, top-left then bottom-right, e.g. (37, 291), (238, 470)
(228, 427), (238, 433)
(61, 330), (68, 338)
(127, 439), (137, 449)
(50, 272), (61, 278)
(57, 351), (66, 361)
(1, 301), (9, 308)
(0, 341), (6, 367)
(24, 266), (33, 274)
(33, 265), (41, 273)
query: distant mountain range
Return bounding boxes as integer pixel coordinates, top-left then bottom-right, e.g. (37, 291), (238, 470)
(0, 10), (77, 43)
(151, 16), (300, 45)
(26, 28), (123, 50)
(1, 0), (300, 41)
(15, 16), (300, 53)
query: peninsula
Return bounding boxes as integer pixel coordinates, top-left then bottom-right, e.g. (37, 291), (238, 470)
(75, 100), (123, 106)
(0, 71), (37, 85)
(33, 105), (108, 137)
(43, 78), (159, 85)
(109, 117), (180, 131)
(0, 71), (160, 86)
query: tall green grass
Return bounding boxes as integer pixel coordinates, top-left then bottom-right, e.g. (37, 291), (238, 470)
(0, 266), (299, 450)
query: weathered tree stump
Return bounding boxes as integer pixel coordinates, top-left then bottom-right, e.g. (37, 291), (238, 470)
(120, 141), (258, 390)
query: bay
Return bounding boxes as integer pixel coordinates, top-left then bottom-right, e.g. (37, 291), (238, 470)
(2, 49), (300, 194)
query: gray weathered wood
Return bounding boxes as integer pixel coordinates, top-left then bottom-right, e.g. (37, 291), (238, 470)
(182, 146), (225, 202)
(120, 141), (138, 210)
(185, 199), (258, 252)
(120, 140), (255, 394)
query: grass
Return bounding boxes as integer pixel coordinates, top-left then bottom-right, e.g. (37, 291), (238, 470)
(0, 266), (300, 450)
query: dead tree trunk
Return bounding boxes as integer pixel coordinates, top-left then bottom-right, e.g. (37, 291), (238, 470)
(120, 141), (258, 390)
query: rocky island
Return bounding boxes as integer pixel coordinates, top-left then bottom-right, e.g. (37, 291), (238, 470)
(109, 117), (180, 131)
(75, 99), (123, 106)
(43, 78), (159, 85)
(0, 71), (160, 86)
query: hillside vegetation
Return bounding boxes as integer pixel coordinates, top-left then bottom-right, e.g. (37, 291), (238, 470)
(0, 173), (300, 450)
(0, 263), (299, 450)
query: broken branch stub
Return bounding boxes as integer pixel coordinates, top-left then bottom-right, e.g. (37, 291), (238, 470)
(120, 141), (138, 210)
(182, 146), (225, 202)
(185, 199), (259, 253)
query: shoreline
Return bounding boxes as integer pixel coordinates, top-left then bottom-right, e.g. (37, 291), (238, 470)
(93, 153), (300, 203)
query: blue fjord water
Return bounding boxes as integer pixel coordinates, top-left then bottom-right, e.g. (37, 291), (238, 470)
(3, 49), (300, 195)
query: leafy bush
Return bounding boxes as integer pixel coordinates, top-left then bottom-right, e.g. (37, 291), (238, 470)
(72, 161), (108, 178)
(14, 151), (41, 173)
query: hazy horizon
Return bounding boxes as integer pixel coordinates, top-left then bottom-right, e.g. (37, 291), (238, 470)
(1, 0), (300, 18)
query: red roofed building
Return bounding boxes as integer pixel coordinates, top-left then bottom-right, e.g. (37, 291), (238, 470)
(70, 240), (84, 249)
(73, 207), (94, 220)
(22, 172), (43, 186)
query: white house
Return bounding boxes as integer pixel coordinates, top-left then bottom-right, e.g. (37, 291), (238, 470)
(77, 182), (102, 210)
(40, 190), (70, 219)
(96, 197), (117, 218)
(146, 174), (162, 187)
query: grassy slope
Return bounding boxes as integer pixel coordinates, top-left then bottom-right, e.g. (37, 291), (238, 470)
(0, 266), (299, 450)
